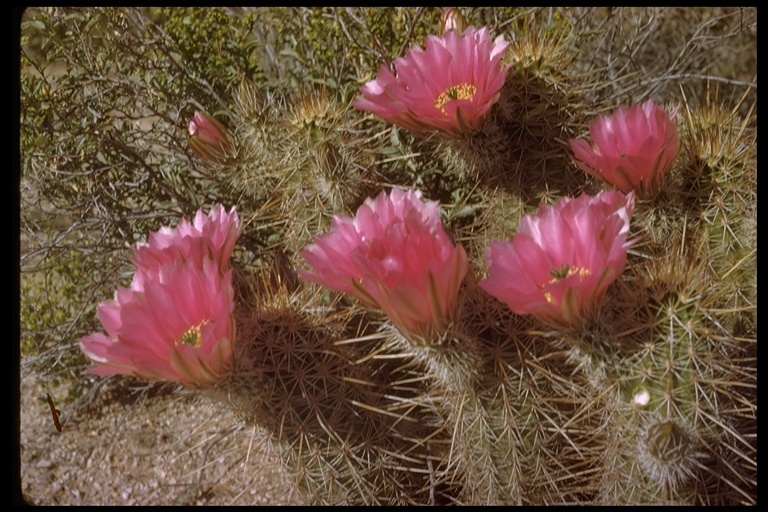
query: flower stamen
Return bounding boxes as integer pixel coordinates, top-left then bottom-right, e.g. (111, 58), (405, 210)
(176, 320), (211, 347)
(434, 83), (477, 114)
(543, 265), (592, 304)
(548, 265), (591, 283)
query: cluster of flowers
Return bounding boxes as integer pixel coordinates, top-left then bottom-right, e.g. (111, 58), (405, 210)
(79, 206), (242, 388)
(297, 12), (678, 338)
(352, 12), (679, 197)
(78, 187), (636, 384)
(301, 187), (636, 343)
(82, 10), (680, 386)
(186, 14), (680, 197)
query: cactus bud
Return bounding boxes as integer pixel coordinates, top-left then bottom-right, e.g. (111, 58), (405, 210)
(187, 111), (232, 162)
(440, 7), (468, 35)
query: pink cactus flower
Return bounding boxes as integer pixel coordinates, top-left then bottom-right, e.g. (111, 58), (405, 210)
(80, 258), (236, 388)
(132, 205), (241, 280)
(479, 190), (637, 328)
(352, 26), (509, 136)
(188, 111), (232, 162)
(300, 187), (468, 342)
(569, 99), (680, 198)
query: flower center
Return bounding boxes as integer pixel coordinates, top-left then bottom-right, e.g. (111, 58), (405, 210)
(549, 264), (591, 282)
(542, 265), (592, 304)
(175, 320), (211, 347)
(549, 264), (571, 280)
(434, 83), (477, 114)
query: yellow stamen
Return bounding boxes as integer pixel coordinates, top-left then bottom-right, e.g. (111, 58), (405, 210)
(175, 320), (211, 347)
(434, 83), (477, 114)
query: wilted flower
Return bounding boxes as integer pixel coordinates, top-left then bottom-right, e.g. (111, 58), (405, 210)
(80, 258), (236, 388)
(569, 99), (680, 198)
(132, 205), (241, 278)
(352, 26), (509, 136)
(479, 190), (636, 328)
(439, 7), (468, 35)
(300, 187), (468, 342)
(188, 111), (232, 162)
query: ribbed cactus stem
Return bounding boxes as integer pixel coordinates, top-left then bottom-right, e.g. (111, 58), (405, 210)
(386, 329), (510, 504)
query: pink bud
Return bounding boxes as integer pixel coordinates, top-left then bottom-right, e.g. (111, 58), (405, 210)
(187, 111), (232, 162)
(440, 7), (468, 35)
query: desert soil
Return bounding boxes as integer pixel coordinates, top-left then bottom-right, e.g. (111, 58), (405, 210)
(18, 370), (300, 506)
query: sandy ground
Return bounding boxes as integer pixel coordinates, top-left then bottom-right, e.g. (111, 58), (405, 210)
(17, 370), (300, 506)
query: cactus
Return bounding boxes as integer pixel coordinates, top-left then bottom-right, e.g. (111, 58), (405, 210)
(21, 7), (756, 505)
(226, 79), (378, 258)
(220, 10), (755, 504)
